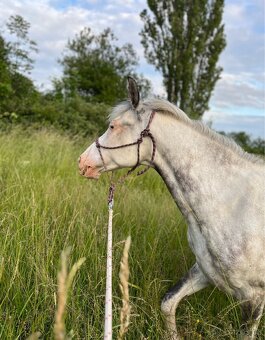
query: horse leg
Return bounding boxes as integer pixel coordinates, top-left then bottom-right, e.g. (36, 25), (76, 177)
(240, 298), (265, 340)
(161, 263), (209, 340)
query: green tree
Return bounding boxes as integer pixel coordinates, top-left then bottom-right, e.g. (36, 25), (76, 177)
(250, 138), (265, 156)
(6, 14), (38, 74)
(226, 131), (265, 156)
(0, 35), (12, 106)
(57, 27), (151, 105)
(0, 15), (38, 117)
(140, 0), (226, 118)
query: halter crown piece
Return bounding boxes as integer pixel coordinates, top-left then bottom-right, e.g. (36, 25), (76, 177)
(95, 110), (157, 203)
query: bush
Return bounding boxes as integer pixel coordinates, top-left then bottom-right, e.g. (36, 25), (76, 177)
(0, 95), (111, 137)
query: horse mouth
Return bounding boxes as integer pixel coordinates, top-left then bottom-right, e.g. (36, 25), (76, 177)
(79, 165), (101, 180)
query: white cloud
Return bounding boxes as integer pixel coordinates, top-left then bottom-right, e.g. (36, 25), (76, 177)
(1, 0), (145, 88)
(203, 111), (265, 138)
(213, 0), (265, 105)
(212, 72), (264, 110)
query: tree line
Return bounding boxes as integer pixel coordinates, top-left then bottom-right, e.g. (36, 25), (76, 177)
(0, 2), (263, 155)
(0, 15), (147, 136)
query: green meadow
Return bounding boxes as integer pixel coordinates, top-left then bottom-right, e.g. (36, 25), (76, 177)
(0, 129), (264, 339)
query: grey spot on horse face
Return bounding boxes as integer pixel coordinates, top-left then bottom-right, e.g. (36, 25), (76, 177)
(136, 107), (145, 116)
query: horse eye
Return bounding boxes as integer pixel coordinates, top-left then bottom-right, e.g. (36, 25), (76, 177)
(110, 125), (114, 129)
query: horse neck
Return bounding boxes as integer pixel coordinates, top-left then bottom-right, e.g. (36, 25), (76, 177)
(150, 112), (240, 218)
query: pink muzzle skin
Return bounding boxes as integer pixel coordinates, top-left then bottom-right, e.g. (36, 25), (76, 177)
(78, 154), (101, 179)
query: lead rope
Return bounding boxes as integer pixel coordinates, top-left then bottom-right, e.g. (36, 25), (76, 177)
(104, 182), (114, 340)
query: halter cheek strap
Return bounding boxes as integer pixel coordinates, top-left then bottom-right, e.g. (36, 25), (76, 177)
(95, 110), (156, 179)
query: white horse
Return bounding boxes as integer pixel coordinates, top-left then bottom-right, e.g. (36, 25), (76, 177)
(79, 77), (265, 339)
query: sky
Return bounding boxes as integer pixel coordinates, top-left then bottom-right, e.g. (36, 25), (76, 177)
(1, 0), (264, 137)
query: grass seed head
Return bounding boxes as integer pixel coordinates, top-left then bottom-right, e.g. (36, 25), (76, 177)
(118, 236), (131, 340)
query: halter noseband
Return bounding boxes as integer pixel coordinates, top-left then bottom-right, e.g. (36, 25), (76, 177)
(95, 110), (156, 178)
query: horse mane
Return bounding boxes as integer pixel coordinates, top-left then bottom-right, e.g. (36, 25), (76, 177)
(109, 98), (264, 165)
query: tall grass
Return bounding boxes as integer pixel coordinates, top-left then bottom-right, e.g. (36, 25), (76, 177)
(0, 128), (263, 339)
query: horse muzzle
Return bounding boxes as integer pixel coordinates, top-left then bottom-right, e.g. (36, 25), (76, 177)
(78, 156), (101, 180)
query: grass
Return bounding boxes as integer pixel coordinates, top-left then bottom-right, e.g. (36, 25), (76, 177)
(0, 128), (263, 339)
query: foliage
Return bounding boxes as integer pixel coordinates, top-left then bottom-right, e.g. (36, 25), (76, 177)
(0, 18), (112, 135)
(0, 16), (39, 117)
(31, 96), (110, 136)
(57, 27), (151, 105)
(0, 35), (12, 105)
(0, 129), (264, 339)
(221, 131), (265, 156)
(140, 0), (226, 118)
(0, 95), (110, 137)
(6, 14), (38, 74)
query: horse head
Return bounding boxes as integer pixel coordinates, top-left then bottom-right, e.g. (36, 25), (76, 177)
(79, 77), (155, 179)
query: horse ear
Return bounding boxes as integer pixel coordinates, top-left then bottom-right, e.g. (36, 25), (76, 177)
(127, 76), (140, 109)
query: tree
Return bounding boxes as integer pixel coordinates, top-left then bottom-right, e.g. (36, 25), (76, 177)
(140, 0), (226, 118)
(6, 14), (38, 74)
(0, 15), (38, 116)
(250, 138), (265, 156)
(0, 35), (12, 106)
(58, 27), (151, 105)
(225, 131), (265, 156)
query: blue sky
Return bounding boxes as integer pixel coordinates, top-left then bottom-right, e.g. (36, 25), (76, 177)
(1, 0), (264, 137)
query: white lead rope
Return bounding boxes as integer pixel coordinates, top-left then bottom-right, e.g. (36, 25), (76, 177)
(104, 198), (114, 340)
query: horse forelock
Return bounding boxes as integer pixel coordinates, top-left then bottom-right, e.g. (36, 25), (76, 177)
(108, 101), (132, 122)
(108, 98), (264, 165)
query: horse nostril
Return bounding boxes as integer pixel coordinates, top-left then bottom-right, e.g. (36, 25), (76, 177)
(80, 166), (86, 175)
(80, 165), (92, 176)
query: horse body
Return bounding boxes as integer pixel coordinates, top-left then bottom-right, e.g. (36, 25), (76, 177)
(79, 78), (265, 339)
(145, 109), (265, 338)
(153, 115), (265, 290)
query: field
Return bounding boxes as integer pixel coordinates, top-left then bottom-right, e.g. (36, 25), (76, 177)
(0, 129), (264, 339)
